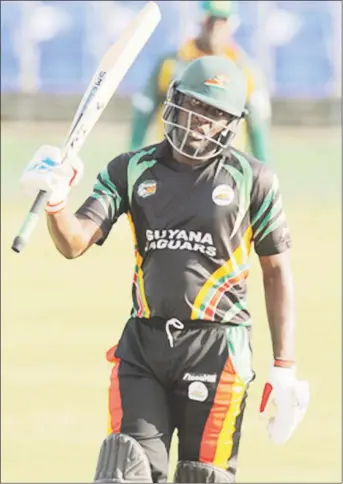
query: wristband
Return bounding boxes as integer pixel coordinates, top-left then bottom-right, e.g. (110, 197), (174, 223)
(45, 199), (67, 214)
(274, 358), (295, 369)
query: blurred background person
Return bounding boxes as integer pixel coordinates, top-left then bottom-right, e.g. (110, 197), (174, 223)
(129, 0), (272, 163)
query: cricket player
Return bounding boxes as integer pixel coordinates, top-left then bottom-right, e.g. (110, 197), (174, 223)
(130, 0), (271, 163)
(20, 56), (309, 483)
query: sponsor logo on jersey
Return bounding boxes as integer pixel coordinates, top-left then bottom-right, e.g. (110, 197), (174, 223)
(212, 184), (234, 206)
(188, 381), (208, 402)
(183, 372), (217, 383)
(145, 229), (217, 257)
(204, 75), (230, 88)
(137, 180), (157, 198)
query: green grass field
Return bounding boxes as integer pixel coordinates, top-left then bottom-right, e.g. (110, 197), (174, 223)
(1, 122), (341, 483)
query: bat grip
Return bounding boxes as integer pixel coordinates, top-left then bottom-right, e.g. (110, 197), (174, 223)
(11, 190), (50, 253)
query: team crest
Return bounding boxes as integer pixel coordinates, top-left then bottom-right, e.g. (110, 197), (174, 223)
(137, 180), (157, 198)
(204, 75), (231, 88)
(212, 185), (234, 206)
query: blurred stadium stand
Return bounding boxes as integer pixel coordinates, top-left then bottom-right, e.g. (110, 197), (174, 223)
(1, 0), (341, 124)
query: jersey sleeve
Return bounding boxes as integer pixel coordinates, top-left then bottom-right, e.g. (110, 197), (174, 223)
(250, 165), (292, 256)
(75, 153), (129, 245)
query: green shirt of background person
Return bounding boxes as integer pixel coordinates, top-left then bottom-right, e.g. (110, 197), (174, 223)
(129, 0), (271, 163)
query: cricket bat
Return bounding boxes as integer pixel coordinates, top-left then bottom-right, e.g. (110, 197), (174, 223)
(11, 1), (161, 254)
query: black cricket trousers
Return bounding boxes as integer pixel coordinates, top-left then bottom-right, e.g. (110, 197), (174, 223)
(105, 317), (254, 483)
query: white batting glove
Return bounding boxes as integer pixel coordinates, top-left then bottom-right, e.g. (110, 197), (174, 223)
(20, 145), (84, 214)
(259, 362), (310, 445)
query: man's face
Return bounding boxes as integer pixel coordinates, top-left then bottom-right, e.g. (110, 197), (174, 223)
(174, 94), (234, 157)
(205, 17), (230, 51)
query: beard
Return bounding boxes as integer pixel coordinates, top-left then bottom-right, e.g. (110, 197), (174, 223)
(173, 127), (219, 158)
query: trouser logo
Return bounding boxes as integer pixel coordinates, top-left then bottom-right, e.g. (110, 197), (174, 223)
(188, 381), (209, 402)
(183, 372), (217, 383)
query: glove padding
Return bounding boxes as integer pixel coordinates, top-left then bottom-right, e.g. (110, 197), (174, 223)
(259, 364), (310, 445)
(20, 145), (84, 213)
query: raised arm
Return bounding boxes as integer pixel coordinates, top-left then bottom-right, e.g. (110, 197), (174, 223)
(46, 210), (103, 259)
(20, 145), (129, 259)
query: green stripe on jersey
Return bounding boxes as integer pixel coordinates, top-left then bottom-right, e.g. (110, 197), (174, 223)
(224, 152), (253, 239)
(253, 195), (283, 239)
(101, 166), (121, 197)
(223, 298), (248, 323)
(91, 192), (113, 216)
(128, 148), (157, 204)
(225, 325), (254, 384)
(92, 167), (122, 216)
(258, 211), (286, 242)
(251, 174), (279, 226)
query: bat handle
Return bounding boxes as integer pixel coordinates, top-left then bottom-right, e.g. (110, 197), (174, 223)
(11, 190), (50, 253)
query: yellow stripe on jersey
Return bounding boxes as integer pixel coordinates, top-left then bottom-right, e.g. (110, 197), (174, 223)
(127, 213), (150, 317)
(191, 226), (252, 320)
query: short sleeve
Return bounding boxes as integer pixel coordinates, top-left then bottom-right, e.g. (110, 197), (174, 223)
(75, 153), (129, 245)
(250, 165), (292, 256)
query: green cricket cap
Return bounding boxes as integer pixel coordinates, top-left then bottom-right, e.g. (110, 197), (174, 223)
(201, 0), (237, 19)
(176, 55), (247, 117)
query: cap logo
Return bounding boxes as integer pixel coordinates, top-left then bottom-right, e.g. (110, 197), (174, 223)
(204, 75), (230, 89)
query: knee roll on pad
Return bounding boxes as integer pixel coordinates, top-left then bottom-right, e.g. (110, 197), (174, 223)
(94, 433), (152, 483)
(174, 460), (234, 483)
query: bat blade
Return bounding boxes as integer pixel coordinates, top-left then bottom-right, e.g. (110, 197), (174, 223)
(63, 1), (161, 159)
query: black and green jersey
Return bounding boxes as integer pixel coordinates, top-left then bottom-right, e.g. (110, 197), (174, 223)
(76, 141), (291, 326)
